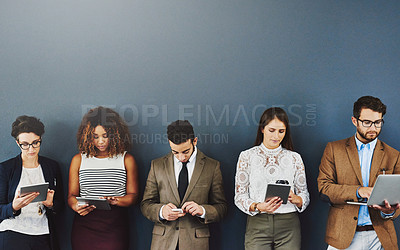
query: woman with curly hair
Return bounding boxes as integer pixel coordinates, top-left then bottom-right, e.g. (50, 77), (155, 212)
(0, 115), (64, 250)
(68, 106), (139, 250)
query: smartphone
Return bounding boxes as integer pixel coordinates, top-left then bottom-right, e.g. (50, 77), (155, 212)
(171, 208), (184, 213)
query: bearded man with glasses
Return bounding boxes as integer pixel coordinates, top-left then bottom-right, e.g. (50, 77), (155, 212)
(318, 96), (400, 250)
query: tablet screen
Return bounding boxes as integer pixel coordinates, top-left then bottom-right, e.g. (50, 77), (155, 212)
(76, 197), (111, 210)
(265, 184), (291, 204)
(20, 182), (49, 203)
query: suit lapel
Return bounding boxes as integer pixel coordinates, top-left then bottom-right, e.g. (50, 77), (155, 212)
(10, 154), (23, 201)
(182, 150), (205, 203)
(369, 139), (385, 186)
(164, 153), (180, 203)
(345, 136), (364, 185)
(39, 156), (50, 183)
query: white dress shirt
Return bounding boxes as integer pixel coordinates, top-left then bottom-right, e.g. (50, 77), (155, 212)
(173, 146), (197, 186)
(160, 146), (206, 219)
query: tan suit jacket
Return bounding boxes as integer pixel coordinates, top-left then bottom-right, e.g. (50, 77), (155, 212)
(141, 150), (227, 250)
(318, 136), (400, 250)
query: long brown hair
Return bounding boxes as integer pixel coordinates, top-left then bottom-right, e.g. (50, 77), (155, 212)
(254, 107), (293, 151)
(77, 106), (131, 157)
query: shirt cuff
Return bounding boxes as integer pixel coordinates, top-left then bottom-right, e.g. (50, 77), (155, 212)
(356, 187), (362, 199)
(197, 206), (206, 219)
(159, 205), (165, 220)
(381, 211), (395, 219)
(295, 194), (306, 213)
(244, 200), (260, 216)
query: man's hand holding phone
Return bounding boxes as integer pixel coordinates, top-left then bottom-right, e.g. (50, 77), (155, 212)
(162, 203), (186, 221)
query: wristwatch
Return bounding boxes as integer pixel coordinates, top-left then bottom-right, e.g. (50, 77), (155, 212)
(254, 203), (261, 214)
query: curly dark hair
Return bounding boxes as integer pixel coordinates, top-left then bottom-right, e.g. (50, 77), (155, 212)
(11, 115), (45, 140)
(167, 120), (195, 144)
(353, 96), (386, 118)
(77, 106), (131, 157)
(254, 107), (293, 151)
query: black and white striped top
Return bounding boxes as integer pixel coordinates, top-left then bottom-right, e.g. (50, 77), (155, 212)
(79, 152), (127, 198)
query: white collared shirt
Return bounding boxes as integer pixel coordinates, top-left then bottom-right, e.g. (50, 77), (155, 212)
(159, 146), (205, 219)
(173, 146), (197, 187)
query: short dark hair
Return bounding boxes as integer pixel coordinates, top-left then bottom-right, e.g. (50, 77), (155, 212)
(254, 107), (293, 151)
(11, 115), (45, 140)
(167, 120), (195, 145)
(353, 96), (386, 118)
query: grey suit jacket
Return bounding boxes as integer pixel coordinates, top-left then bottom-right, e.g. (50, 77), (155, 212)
(318, 136), (400, 250)
(141, 149), (227, 250)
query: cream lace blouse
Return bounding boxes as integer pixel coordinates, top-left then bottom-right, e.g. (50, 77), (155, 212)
(234, 144), (310, 216)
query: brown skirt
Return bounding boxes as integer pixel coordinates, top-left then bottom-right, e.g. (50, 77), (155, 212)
(71, 206), (129, 250)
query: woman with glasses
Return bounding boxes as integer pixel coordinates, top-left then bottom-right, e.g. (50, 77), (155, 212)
(0, 115), (64, 250)
(234, 107), (310, 250)
(68, 106), (139, 250)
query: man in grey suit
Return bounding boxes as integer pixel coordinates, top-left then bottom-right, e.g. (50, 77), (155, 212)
(141, 120), (227, 250)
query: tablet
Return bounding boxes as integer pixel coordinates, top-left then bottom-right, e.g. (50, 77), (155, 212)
(265, 184), (291, 204)
(76, 197), (111, 210)
(20, 182), (49, 203)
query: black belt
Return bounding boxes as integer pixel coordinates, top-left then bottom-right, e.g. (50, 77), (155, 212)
(356, 225), (374, 232)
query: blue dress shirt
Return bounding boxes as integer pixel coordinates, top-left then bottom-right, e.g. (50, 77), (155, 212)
(355, 136), (377, 226)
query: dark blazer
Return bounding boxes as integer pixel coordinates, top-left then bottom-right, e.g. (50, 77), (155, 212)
(318, 136), (400, 250)
(0, 154), (65, 250)
(141, 149), (227, 250)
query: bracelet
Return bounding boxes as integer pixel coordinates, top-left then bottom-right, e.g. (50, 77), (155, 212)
(254, 203), (261, 214)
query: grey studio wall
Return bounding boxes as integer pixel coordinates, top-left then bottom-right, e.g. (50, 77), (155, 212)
(1, 0), (400, 249)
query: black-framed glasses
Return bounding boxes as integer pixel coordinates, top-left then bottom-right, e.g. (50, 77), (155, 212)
(356, 118), (384, 128)
(276, 180), (289, 185)
(18, 140), (42, 150)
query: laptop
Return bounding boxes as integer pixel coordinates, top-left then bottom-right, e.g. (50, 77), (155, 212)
(347, 174), (400, 206)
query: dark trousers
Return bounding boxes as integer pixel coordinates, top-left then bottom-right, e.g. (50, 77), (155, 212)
(0, 230), (51, 250)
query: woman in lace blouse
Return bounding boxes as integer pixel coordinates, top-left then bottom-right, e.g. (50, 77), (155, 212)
(234, 107), (310, 250)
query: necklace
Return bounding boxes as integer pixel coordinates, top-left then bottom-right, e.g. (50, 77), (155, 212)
(22, 166), (44, 216)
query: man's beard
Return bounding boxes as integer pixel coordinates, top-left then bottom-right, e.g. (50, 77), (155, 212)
(357, 127), (380, 143)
